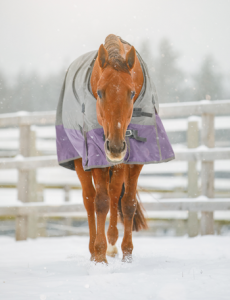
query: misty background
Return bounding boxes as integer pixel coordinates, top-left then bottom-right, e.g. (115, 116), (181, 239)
(0, 0), (230, 113)
(0, 0), (230, 244)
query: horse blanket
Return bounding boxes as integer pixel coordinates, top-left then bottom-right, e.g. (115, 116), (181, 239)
(55, 50), (175, 171)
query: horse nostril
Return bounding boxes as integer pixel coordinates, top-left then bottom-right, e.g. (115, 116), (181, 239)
(106, 140), (110, 151)
(122, 141), (126, 151)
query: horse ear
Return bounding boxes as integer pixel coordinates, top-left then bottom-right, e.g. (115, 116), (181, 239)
(98, 44), (108, 69)
(126, 46), (136, 70)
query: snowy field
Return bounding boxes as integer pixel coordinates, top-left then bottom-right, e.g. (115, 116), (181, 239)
(0, 236), (230, 300)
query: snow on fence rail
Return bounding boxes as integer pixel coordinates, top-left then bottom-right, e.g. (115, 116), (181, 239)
(0, 99), (230, 240)
(0, 147), (230, 170)
(160, 99), (230, 117)
(0, 155), (59, 170)
(1, 198), (230, 216)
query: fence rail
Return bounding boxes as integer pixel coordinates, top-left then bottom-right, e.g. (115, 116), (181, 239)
(0, 198), (230, 216)
(0, 111), (56, 127)
(0, 155), (58, 170)
(0, 148), (230, 171)
(159, 99), (230, 117)
(0, 100), (230, 127)
(0, 99), (230, 240)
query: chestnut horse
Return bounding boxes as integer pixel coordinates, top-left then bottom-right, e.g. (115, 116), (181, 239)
(74, 35), (147, 263)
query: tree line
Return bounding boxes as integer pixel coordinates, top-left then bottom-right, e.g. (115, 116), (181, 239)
(139, 38), (226, 103)
(0, 69), (65, 114)
(0, 38), (228, 114)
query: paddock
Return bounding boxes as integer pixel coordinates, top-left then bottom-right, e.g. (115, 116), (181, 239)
(0, 99), (230, 299)
(0, 99), (230, 240)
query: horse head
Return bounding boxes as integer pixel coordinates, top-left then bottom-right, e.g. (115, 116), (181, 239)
(94, 44), (136, 164)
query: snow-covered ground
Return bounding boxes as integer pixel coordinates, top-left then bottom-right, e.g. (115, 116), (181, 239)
(0, 236), (230, 300)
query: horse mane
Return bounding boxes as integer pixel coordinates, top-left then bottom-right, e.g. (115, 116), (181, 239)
(104, 34), (130, 74)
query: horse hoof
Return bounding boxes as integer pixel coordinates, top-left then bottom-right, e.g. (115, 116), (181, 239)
(95, 258), (108, 264)
(90, 254), (95, 261)
(106, 243), (118, 258)
(94, 255), (108, 264)
(122, 254), (132, 263)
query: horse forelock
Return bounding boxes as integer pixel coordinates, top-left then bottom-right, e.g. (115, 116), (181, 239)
(104, 34), (130, 74)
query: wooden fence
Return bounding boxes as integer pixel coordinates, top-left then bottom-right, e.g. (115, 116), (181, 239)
(0, 99), (230, 240)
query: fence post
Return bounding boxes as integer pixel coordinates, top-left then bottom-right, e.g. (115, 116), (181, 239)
(201, 112), (215, 235)
(15, 216), (28, 241)
(64, 185), (70, 202)
(18, 124), (31, 202)
(27, 128), (40, 239)
(16, 125), (30, 241)
(187, 117), (199, 237)
(64, 185), (72, 235)
(16, 125), (39, 240)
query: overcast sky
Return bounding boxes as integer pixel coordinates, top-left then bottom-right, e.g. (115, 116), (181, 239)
(0, 0), (230, 79)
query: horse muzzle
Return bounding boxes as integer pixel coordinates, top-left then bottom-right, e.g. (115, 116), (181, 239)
(104, 139), (127, 164)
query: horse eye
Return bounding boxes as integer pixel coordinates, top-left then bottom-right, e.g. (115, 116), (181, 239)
(97, 90), (102, 99)
(130, 91), (135, 100)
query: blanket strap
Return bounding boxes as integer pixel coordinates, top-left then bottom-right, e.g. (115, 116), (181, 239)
(132, 108), (152, 118)
(125, 129), (147, 142)
(103, 129), (146, 142)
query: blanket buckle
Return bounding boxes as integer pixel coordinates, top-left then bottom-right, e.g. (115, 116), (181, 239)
(125, 130), (132, 137)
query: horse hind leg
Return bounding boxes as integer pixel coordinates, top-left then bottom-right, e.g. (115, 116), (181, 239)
(74, 159), (96, 261)
(107, 165), (125, 258)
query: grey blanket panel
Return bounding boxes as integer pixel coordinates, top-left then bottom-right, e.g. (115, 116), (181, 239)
(56, 49), (159, 131)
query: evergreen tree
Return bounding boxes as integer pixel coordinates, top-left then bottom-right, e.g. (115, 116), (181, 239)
(0, 69), (65, 113)
(0, 71), (9, 113)
(138, 39), (155, 73)
(153, 38), (186, 103)
(139, 38), (187, 103)
(192, 55), (223, 100)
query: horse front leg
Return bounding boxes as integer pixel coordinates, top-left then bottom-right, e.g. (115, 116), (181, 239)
(92, 167), (110, 263)
(107, 164), (125, 257)
(74, 159), (96, 260)
(121, 164), (143, 261)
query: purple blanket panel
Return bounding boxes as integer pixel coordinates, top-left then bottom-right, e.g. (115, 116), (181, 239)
(56, 115), (174, 170)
